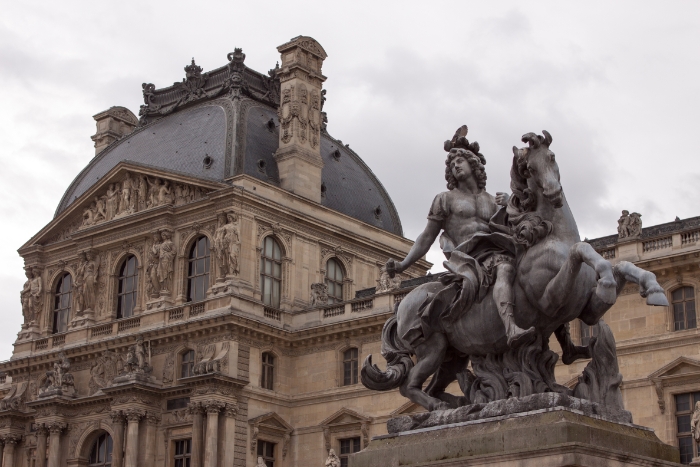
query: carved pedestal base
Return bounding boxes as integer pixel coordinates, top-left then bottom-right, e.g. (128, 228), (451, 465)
(351, 409), (679, 467)
(38, 385), (76, 399)
(17, 323), (40, 341)
(70, 310), (95, 329)
(211, 279), (238, 296)
(111, 371), (160, 387)
(146, 296), (173, 311)
(690, 457), (700, 466)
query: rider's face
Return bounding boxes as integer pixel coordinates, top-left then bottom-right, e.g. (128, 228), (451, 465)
(451, 155), (472, 181)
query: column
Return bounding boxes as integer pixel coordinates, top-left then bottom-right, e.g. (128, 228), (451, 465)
(222, 403), (238, 467)
(123, 409), (144, 467)
(110, 411), (126, 467)
(1, 438), (17, 467)
(144, 413), (161, 466)
(35, 425), (48, 467)
(203, 401), (224, 467)
(47, 423), (66, 467)
(188, 402), (204, 467)
(0, 439), (4, 467)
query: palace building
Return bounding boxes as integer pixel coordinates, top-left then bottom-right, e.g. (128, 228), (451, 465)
(0, 35), (698, 467)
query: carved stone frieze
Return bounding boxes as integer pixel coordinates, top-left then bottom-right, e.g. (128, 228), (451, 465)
(89, 350), (123, 395)
(38, 352), (76, 398)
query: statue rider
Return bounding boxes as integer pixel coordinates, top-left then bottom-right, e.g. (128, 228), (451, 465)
(386, 126), (535, 347)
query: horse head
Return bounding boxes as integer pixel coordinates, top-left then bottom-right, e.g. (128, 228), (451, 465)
(510, 130), (562, 209)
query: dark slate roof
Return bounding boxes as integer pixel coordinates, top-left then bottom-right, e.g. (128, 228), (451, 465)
(56, 105), (228, 215)
(56, 52), (402, 235)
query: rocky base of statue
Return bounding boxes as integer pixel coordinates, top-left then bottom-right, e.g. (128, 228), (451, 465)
(350, 409), (679, 467)
(388, 392), (631, 433)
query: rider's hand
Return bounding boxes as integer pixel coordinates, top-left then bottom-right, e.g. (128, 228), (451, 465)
(386, 259), (400, 278)
(495, 192), (510, 207)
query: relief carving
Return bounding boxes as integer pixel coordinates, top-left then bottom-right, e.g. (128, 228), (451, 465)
(89, 350), (123, 395)
(310, 283), (328, 307)
(212, 212), (241, 278)
(39, 352), (75, 398)
(75, 250), (100, 314)
(376, 264), (401, 293)
(20, 267), (42, 326)
(162, 352), (175, 384)
(146, 230), (176, 298)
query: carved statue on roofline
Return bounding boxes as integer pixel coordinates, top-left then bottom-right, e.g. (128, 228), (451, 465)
(618, 210), (642, 239)
(362, 125), (668, 424)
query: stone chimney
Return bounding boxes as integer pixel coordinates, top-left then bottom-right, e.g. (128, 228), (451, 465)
(274, 36), (327, 203)
(91, 106), (138, 155)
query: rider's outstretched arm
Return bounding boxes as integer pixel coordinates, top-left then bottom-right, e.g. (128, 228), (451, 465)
(388, 220), (441, 276)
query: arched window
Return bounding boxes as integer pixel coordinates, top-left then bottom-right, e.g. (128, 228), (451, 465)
(343, 348), (359, 386)
(325, 258), (344, 303)
(260, 237), (282, 309)
(673, 286), (696, 331)
(53, 273), (72, 334)
(261, 352), (275, 390)
(187, 236), (210, 302)
(88, 433), (113, 467)
(180, 350), (195, 379)
(117, 255), (138, 319)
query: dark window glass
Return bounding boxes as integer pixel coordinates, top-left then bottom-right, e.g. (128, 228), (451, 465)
(117, 255), (138, 319)
(88, 433), (113, 467)
(53, 273), (72, 334)
(187, 237), (210, 302)
(166, 397), (190, 411)
(325, 258), (345, 304)
(673, 287), (697, 331)
(180, 350), (195, 379)
(257, 440), (275, 467)
(343, 348), (359, 386)
(260, 237), (282, 309)
(675, 391), (700, 463)
(173, 439), (191, 467)
(579, 320), (598, 346)
(339, 437), (362, 467)
(261, 352), (275, 390)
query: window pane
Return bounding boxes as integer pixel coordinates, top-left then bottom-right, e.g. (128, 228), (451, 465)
(265, 238), (273, 257)
(686, 287), (695, 299)
(273, 241), (281, 259)
(265, 260), (272, 275)
(273, 262), (281, 278)
(676, 393), (691, 412)
(679, 436), (693, 464)
(673, 288), (684, 301)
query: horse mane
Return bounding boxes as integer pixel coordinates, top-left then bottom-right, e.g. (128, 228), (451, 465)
(506, 132), (553, 248)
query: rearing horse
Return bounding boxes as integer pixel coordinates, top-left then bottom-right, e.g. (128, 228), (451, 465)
(362, 131), (668, 411)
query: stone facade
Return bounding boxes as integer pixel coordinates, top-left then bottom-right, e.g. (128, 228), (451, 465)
(1, 35), (699, 467)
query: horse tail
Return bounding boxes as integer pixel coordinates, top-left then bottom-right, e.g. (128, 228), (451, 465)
(361, 315), (414, 391)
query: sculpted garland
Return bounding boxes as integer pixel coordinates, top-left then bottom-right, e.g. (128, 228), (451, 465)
(362, 126), (668, 414)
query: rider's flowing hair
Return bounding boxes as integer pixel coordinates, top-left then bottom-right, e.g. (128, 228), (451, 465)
(445, 148), (487, 191)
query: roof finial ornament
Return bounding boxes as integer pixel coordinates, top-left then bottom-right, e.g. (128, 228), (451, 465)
(184, 58), (203, 81)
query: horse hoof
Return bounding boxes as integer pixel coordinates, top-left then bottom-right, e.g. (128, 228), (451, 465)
(596, 280), (617, 304)
(647, 291), (669, 306)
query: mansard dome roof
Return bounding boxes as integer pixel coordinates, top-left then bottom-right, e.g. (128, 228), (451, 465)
(56, 51), (402, 236)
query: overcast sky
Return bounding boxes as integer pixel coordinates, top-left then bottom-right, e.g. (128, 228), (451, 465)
(0, 1), (698, 359)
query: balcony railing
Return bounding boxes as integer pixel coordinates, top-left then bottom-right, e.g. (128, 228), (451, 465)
(682, 230), (700, 246)
(91, 323), (113, 338)
(190, 303), (205, 317)
(351, 299), (373, 312)
(117, 317), (140, 332)
(600, 248), (615, 260)
(264, 307), (281, 321)
(643, 236), (673, 252)
(51, 334), (66, 347)
(169, 307), (185, 321)
(323, 306), (345, 318)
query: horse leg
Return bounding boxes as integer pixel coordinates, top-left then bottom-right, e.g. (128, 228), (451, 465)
(538, 242), (617, 314)
(399, 332), (451, 411)
(579, 260), (669, 326)
(425, 351), (470, 408)
(555, 323), (590, 365)
(494, 262), (536, 347)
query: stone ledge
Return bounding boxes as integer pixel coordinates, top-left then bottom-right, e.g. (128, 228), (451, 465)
(351, 409), (678, 467)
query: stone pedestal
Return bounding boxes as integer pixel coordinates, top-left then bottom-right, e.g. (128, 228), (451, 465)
(350, 409), (679, 467)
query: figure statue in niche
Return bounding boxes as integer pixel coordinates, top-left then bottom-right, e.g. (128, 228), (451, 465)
(384, 125), (535, 348)
(74, 251), (87, 312)
(310, 283), (328, 307)
(692, 401), (700, 444)
(81, 250), (100, 312)
(376, 264), (401, 293)
(146, 231), (161, 298)
(213, 212), (241, 278)
(325, 449), (340, 467)
(20, 267), (42, 325)
(105, 183), (120, 220)
(122, 336), (152, 375)
(157, 230), (176, 294)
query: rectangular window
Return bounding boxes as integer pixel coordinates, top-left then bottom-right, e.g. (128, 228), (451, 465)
(166, 397), (190, 411)
(675, 391), (700, 464)
(173, 439), (191, 467)
(339, 437), (361, 467)
(257, 440), (275, 467)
